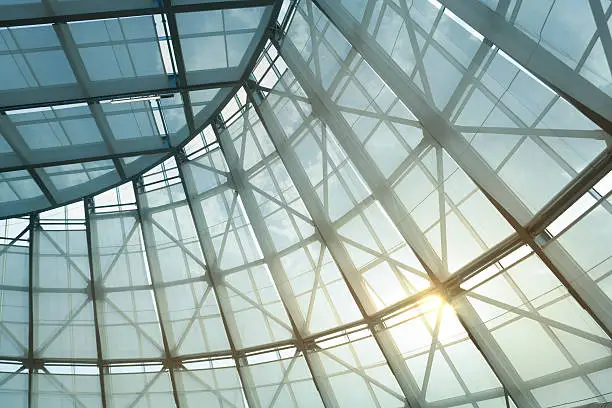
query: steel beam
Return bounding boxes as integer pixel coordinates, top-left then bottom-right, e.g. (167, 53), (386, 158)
(84, 199), (108, 407)
(160, 0), (196, 142)
(0, 146), (176, 174)
(213, 116), (310, 333)
(438, 0), (612, 133)
(527, 150), (612, 234)
(132, 181), (182, 408)
(279, 3), (542, 406)
(27, 214), (36, 408)
(51, 20), (127, 179)
(245, 76), (430, 407)
(0, 0), (276, 28)
(0, 79), (240, 112)
(175, 152), (262, 408)
(314, 0), (612, 335)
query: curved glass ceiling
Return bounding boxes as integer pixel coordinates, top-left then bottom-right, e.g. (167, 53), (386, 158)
(1, 0), (611, 407)
(0, 0), (277, 217)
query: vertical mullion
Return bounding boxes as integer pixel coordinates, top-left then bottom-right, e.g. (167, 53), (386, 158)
(28, 214), (36, 408)
(132, 179), (181, 408)
(84, 198), (108, 408)
(212, 116), (342, 408)
(175, 152), (260, 408)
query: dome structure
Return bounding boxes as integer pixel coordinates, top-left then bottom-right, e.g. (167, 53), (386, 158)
(0, 0), (277, 216)
(0, 0), (611, 407)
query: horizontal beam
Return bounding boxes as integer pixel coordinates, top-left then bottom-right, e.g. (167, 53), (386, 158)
(0, 78), (241, 111)
(0, 0), (275, 28)
(0, 147), (175, 173)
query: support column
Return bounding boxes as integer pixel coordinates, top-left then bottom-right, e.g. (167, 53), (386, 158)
(243, 89), (375, 314)
(312, 0), (535, 225)
(84, 198), (108, 408)
(175, 151), (269, 408)
(133, 181), (182, 408)
(245, 84), (427, 408)
(213, 117), (309, 332)
(27, 214), (36, 408)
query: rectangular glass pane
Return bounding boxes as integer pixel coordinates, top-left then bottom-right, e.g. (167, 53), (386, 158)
(90, 212), (165, 360)
(241, 352), (325, 408)
(139, 181), (230, 355)
(33, 228), (97, 359)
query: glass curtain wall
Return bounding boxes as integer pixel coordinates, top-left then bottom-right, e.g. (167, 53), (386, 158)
(0, 0), (611, 407)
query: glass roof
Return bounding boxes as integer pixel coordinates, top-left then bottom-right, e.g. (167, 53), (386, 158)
(0, 0), (276, 217)
(1, 0), (611, 407)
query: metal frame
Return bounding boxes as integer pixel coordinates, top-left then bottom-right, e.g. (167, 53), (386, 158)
(0, 0), (611, 407)
(0, 0), (275, 28)
(312, 0), (612, 336)
(0, 0), (279, 220)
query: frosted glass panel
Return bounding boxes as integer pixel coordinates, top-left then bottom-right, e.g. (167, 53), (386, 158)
(0, 246), (28, 357)
(0, 2), (609, 408)
(242, 353), (325, 408)
(33, 229), (97, 359)
(91, 213), (165, 360)
(138, 182), (231, 355)
(175, 365), (245, 408)
(105, 368), (176, 408)
(32, 370), (102, 408)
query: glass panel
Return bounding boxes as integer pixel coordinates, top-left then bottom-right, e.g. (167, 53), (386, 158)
(8, 104), (104, 154)
(0, 244), (28, 357)
(32, 368), (102, 408)
(90, 212), (165, 360)
(69, 16), (165, 82)
(139, 180), (230, 355)
(0, 170), (47, 216)
(382, 296), (504, 405)
(0, 24), (75, 90)
(176, 7), (267, 81)
(101, 101), (161, 142)
(463, 251), (610, 388)
(44, 159), (119, 204)
(105, 367), (176, 408)
(33, 228), (97, 359)
(242, 352), (325, 408)
(0, 366), (27, 407)
(310, 332), (405, 407)
(175, 363), (245, 408)
(544, 197), (612, 303)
